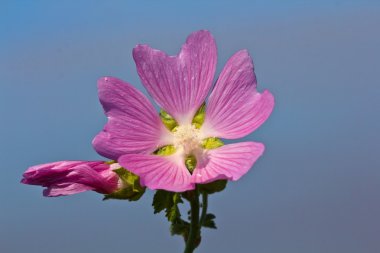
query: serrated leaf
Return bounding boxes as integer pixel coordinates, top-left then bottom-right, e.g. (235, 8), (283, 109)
(153, 145), (176, 156)
(202, 213), (217, 229)
(180, 190), (193, 202)
(202, 137), (224, 149)
(160, 110), (178, 131)
(103, 167), (145, 201)
(198, 180), (227, 194)
(152, 190), (171, 214)
(152, 190), (183, 222)
(170, 220), (190, 236)
(192, 102), (206, 129)
(185, 155), (197, 173)
(167, 192), (183, 222)
(166, 203), (180, 222)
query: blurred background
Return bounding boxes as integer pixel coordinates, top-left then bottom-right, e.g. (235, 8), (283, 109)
(1, 0), (380, 252)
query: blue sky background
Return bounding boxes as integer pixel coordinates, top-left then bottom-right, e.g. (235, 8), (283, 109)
(1, 1), (380, 252)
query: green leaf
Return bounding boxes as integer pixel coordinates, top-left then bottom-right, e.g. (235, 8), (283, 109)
(152, 190), (170, 213)
(202, 137), (224, 149)
(198, 180), (227, 194)
(167, 193), (183, 222)
(152, 190), (183, 222)
(180, 190), (193, 202)
(185, 155), (197, 173)
(103, 167), (145, 201)
(192, 102), (206, 129)
(202, 213), (217, 229)
(160, 109), (178, 131)
(153, 145), (176, 156)
(170, 219), (190, 236)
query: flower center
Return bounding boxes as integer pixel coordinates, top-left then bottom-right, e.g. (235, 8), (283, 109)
(172, 124), (202, 156)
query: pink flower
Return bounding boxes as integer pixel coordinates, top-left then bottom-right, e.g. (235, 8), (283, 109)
(21, 161), (120, 197)
(93, 30), (274, 192)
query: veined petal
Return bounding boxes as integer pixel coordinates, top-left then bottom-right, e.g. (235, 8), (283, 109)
(191, 142), (265, 184)
(93, 77), (171, 160)
(21, 161), (119, 197)
(202, 50), (274, 139)
(133, 30), (217, 125)
(119, 154), (195, 192)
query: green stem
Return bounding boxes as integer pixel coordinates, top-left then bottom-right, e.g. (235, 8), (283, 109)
(184, 189), (200, 253)
(199, 192), (208, 226)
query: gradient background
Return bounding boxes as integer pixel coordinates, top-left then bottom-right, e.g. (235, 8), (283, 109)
(1, 1), (380, 252)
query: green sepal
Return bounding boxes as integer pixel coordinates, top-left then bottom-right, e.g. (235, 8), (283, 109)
(152, 190), (183, 222)
(153, 145), (176, 156)
(185, 155), (197, 173)
(103, 186), (145, 201)
(202, 213), (217, 229)
(198, 180), (227, 194)
(160, 109), (178, 131)
(103, 168), (145, 201)
(192, 102), (206, 129)
(202, 137), (224, 149)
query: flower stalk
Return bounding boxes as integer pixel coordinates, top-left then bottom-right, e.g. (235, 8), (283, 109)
(184, 188), (201, 253)
(200, 192), (208, 226)
(183, 189), (210, 253)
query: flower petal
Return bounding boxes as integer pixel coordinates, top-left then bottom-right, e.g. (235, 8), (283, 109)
(133, 30), (217, 124)
(21, 161), (119, 197)
(43, 183), (93, 197)
(119, 154), (195, 192)
(191, 142), (265, 184)
(202, 50), (274, 139)
(93, 77), (171, 160)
